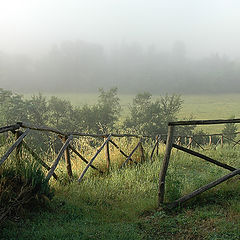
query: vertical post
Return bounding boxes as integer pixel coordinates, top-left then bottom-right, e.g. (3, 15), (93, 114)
(104, 137), (111, 171)
(188, 137), (193, 149)
(176, 136), (181, 145)
(209, 136), (212, 146)
(221, 135), (223, 148)
(158, 125), (175, 207)
(139, 140), (145, 163)
(156, 135), (159, 156)
(63, 135), (73, 178)
(15, 130), (23, 163)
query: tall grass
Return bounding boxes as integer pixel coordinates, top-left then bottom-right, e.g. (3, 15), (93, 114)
(0, 143), (53, 225)
(1, 138), (240, 239)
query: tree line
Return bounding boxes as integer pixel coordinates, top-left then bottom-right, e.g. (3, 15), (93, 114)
(1, 40), (240, 94)
(1, 87), (237, 150)
(0, 87), (192, 136)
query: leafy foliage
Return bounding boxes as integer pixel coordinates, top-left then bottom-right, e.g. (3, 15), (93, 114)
(124, 92), (184, 136)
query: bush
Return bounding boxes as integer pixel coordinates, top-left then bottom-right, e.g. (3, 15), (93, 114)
(0, 159), (54, 224)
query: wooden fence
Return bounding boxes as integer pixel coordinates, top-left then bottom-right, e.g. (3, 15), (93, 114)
(158, 118), (240, 208)
(1, 120), (240, 208)
(0, 122), (148, 183)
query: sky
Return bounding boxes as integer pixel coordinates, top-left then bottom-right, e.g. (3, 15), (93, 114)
(1, 0), (240, 58)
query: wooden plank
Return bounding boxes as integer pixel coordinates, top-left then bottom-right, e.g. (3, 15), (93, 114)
(20, 122), (149, 138)
(158, 125), (175, 206)
(69, 144), (102, 173)
(20, 122), (65, 136)
(15, 131), (23, 162)
(63, 136), (73, 178)
(109, 139), (137, 164)
(104, 137), (111, 171)
(45, 135), (73, 182)
(171, 143), (237, 172)
(78, 134), (112, 183)
(22, 140), (58, 180)
(156, 135), (160, 156)
(168, 119), (240, 126)
(0, 129), (30, 166)
(170, 168), (240, 208)
(0, 124), (20, 134)
(209, 136), (212, 146)
(150, 136), (159, 160)
(139, 142), (145, 163)
(120, 139), (142, 168)
(187, 137), (193, 149)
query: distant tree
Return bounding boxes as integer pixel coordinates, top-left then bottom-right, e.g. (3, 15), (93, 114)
(96, 87), (121, 132)
(25, 93), (49, 126)
(47, 96), (75, 132)
(0, 88), (27, 125)
(123, 92), (183, 136)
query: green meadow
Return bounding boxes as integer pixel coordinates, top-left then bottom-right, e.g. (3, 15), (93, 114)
(1, 143), (240, 240)
(1, 92), (239, 239)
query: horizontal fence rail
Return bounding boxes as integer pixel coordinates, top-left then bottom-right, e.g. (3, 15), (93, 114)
(159, 119), (240, 209)
(1, 119), (240, 210)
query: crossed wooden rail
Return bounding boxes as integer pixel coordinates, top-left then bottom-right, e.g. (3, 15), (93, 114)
(158, 118), (240, 208)
(0, 122), (146, 183)
(1, 120), (240, 208)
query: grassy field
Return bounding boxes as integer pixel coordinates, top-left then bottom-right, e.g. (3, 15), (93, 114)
(24, 92), (240, 133)
(1, 140), (240, 239)
(2, 92), (238, 239)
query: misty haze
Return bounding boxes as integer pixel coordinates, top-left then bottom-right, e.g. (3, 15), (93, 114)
(1, 0), (240, 94)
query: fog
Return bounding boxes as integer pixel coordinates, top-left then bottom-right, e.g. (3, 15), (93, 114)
(1, 0), (240, 93)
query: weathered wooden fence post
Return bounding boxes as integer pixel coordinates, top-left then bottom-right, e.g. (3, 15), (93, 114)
(104, 136), (111, 171)
(188, 137), (193, 149)
(139, 140), (145, 163)
(156, 135), (160, 156)
(209, 136), (212, 146)
(15, 130), (23, 163)
(158, 125), (175, 207)
(63, 135), (73, 178)
(176, 136), (181, 145)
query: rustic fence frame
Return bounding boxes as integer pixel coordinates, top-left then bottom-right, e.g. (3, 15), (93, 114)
(158, 118), (240, 208)
(0, 122), (148, 182)
(1, 120), (240, 198)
